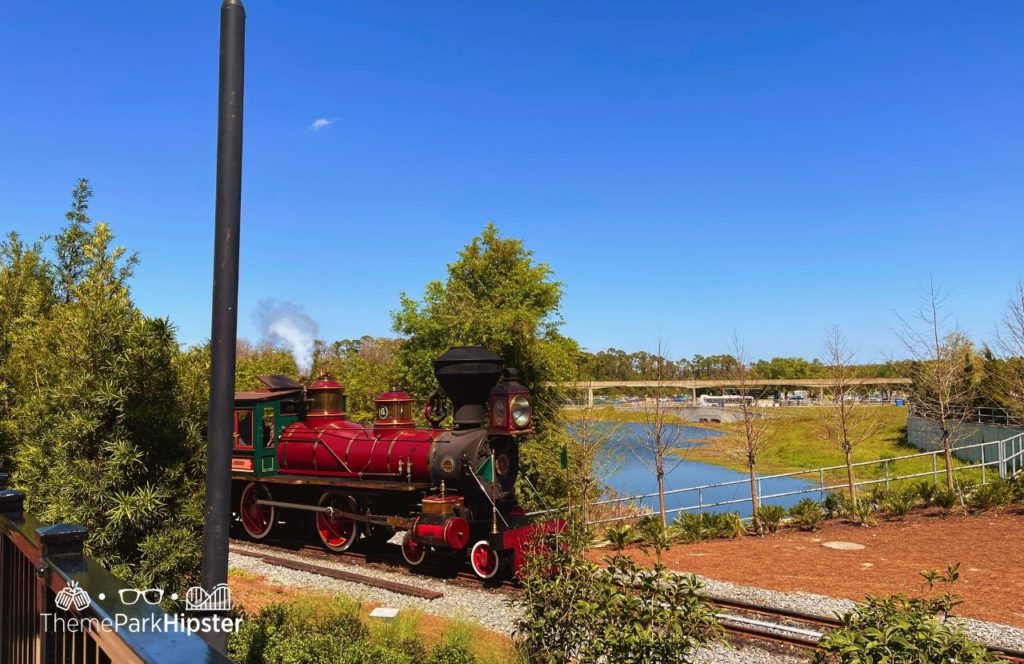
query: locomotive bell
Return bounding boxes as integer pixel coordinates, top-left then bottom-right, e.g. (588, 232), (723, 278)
(433, 347), (503, 428)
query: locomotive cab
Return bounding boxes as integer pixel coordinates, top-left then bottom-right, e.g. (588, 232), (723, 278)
(231, 374), (303, 477)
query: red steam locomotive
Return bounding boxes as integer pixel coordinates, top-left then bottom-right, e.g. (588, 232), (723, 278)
(230, 347), (559, 579)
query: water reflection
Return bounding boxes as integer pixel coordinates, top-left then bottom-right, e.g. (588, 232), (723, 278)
(600, 422), (817, 518)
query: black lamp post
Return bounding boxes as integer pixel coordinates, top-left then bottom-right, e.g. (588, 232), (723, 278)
(201, 0), (245, 652)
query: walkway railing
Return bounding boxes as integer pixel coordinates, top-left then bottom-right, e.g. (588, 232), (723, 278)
(530, 433), (1024, 527)
(0, 472), (230, 664)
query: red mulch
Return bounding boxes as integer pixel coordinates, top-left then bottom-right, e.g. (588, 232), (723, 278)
(592, 507), (1024, 628)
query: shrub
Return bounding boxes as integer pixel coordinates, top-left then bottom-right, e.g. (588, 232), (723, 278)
(671, 512), (747, 543)
(755, 504), (786, 533)
(514, 529), (724, 663)
(882, 488), (917, 521)
(671, 513), (706, 544)
(427, 618), (478, 664)
(604, 524), (636, 551)
(716, 511), (746, 539)
(815, 564), (996, 663)
(823, 492), (852, 518)
(968, 480), (1012, 513)
(1009, 473), (1024, 502)
(371, 610), (428, 662)
(865, 485), (889, 506)
(788, 499), (826, 531)
(229, 596), (370, 664)
(634, 515), (673, 562)
(915, 481), (937, 505)
(933, 487), (959, 516)
(852, 500), (876, 527)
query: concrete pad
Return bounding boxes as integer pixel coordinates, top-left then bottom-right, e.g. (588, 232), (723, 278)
(822, 541), (866, 551)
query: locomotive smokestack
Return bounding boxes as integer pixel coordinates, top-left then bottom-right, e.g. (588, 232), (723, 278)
(433, 347), (503, 428)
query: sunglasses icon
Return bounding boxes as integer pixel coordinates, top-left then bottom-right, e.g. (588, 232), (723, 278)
(118, 588), (164, 605)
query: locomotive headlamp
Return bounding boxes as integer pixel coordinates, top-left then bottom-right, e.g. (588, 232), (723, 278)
(511, 395), (531, 429)
(487, 369), (532, 434)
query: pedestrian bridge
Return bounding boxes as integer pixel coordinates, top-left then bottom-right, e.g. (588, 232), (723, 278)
(557, 378), (911, 407)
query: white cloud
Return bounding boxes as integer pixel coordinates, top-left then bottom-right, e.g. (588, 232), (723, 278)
(310, 117), (337, 131)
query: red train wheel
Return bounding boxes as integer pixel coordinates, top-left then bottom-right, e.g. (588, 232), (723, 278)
(316, 492), (359, 552)
(469, 540), (500, 580)
(401, 532), (426, 566)
(239, 482), (275, 540)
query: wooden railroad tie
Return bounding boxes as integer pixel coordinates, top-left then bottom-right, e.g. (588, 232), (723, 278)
(257, 554), (444, 601)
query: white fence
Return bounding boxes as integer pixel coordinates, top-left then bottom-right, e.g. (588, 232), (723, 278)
(529, 432), (1024, 526)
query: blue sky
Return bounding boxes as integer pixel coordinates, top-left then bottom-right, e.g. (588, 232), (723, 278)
(2, 2), (1022, 362)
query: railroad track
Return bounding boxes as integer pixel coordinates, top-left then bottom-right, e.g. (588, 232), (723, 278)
(232, 536), (1024, 662)
(708, 595), (1024, 662)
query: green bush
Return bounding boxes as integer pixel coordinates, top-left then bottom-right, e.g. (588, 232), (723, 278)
(515, 529), (723, 663)
(229, 596), (370, 664)
(788, 499), (826, 531)
(716, 512), (746, 539)
(823, 492), (852, 518)
(851, 500), (876, 527)
(815, 564), (997, 663)
(604, 524), (636, 551)
(755, 504), (786, 533)
(372, 610), (428, 662)
(968, 480), (1012, 512)
(882, 488), (917, 521)
(1009, 474), (1024, 502)
(915, 481), (937, 505)
(671, 512), (746, 543)
(933, 487), (959, 516)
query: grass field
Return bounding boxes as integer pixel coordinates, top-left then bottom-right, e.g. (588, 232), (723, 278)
(582, 404), (982, 489)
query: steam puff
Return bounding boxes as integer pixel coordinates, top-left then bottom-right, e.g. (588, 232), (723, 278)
(254, 299), (319, 372)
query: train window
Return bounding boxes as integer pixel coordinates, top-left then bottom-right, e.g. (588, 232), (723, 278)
(234, 409), (254, 448)
(262, 407), (276, 447)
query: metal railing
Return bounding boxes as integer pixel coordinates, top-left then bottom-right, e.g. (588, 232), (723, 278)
(0, 472), (231, 664)
(908, 404), (1024, 427)
(530, 433), (1024, 526)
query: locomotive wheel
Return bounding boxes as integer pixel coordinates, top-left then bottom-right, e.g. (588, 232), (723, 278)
(469, 540), (500, 580)
(316, 492), (360, 552)
(239, 482), (275, 540)
(401, 531), (426, 566)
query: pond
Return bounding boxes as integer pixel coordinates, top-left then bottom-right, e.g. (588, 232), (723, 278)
(600, 422), (817, 519)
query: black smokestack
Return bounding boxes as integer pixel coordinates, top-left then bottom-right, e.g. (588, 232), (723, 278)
(433, 347), (503, 428)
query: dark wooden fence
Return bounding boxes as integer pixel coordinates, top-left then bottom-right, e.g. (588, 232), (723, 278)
(0, 473), (231, 664)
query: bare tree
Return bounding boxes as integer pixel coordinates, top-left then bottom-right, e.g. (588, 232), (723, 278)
(997, 281), (1024, 412)
(897, 277), (978, 490)
(818, 326), (881, 506)
(562, 401), (623, 525)
(719, 334), (774, 531)
(633, 339), (687, 529)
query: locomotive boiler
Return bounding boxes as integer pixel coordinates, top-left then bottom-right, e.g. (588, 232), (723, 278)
(229, 346), (558, 579)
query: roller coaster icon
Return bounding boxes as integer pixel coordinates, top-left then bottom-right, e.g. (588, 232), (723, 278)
(185, 583), (231, 612)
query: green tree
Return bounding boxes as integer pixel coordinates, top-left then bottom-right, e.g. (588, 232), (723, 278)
(312, 336), (403, 422)
(1, 181), (204, 590)
(392, 223), (578, 504)
(236, 339), (300, 391)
